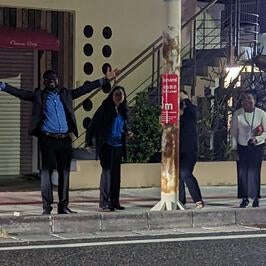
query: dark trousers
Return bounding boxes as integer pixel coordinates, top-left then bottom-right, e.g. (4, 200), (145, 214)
(99, 144), (123, 208)
(237, 144), (264, 199)
(179, 153), (202, 204)
(39, 135), (72, 211)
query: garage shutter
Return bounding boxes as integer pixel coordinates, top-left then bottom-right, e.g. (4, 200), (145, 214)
(0, 48), (36, 175)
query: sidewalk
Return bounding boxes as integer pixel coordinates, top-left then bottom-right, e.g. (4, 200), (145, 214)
(1, 186), (266, 215)
(1, 185), (266, 235)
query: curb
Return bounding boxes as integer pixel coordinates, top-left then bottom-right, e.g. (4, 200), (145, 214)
(1, 208), (266, 234)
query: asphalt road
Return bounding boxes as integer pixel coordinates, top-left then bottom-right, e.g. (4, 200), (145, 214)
(0, 232), (266, 266)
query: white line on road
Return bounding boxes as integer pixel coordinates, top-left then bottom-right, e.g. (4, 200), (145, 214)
(1, 233), (266, 251)
(50, 233), (68, 240)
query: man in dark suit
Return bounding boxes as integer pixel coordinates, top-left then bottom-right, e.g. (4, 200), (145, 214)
(0, 68), (118, 215)
(179, 90), (204, 209)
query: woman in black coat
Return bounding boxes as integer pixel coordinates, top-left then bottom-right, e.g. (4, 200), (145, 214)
(179, 90), (204, 208)
(85, 86), (132, 211)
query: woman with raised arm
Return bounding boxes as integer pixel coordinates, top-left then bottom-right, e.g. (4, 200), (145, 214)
(85, 86), (132, 211)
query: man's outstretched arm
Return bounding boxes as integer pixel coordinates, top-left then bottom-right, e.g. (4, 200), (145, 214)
(0, 82), (34, 102)
(71, 67), (120, 99)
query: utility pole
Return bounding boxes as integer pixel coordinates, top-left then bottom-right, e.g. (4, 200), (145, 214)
(152, 0), (184, 211)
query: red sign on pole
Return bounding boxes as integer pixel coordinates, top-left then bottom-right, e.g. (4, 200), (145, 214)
(161, 74), (179, 125)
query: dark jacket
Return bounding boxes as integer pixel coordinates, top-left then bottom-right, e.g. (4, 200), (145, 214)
(3, 80), (107, 137)
(85, 98), (129, 159)
(180, 98), (198, 156)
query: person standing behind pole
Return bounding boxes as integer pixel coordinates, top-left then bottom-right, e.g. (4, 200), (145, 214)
(179, 90), (204, 209)
(0, 67), (118, 215)
(85, 86), (132, 211)
(231, 90), (266, 208)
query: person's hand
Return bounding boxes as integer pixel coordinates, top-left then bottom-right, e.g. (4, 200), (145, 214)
(180, 91), (189, 101)
(85, 146), (93, 153)
(105, 67), (120, 81)
(231, 150), (239, 161)
(191, 96), (197, 105)
(248, 137), (258, 145)
(0, 82), (6, 91)
(253, 125), (263, 136)
(126, 131), (134, 139)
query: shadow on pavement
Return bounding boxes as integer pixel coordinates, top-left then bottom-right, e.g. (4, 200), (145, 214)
(0, 175), (40, 192)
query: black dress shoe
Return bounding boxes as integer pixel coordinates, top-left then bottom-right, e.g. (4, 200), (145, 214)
(252, 198), (259, 207)
(113, 205), (125, 210)
(58, 207), (77, 214)
(101, 206), (115, 212)
(42, 206), (52, 215)
(42, 209), (51, 215)
(239, 198), (249, 208)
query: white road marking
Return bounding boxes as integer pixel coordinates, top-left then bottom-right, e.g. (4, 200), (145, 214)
(1, 233), (266, 251)
(50, 234), (68, 240)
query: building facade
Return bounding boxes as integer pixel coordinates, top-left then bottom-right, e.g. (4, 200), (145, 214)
(0, 0), (201, 176)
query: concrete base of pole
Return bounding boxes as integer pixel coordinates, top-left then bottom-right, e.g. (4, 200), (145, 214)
(151, 200), (185, 211)
(150, 193), (185, 211)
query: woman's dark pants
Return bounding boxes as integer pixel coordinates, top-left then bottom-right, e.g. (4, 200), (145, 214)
(99, 144), (123, 208)
(237, 144), (264, 199)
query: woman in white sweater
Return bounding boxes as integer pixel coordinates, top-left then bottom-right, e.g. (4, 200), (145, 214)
(231, 91), (266, 208)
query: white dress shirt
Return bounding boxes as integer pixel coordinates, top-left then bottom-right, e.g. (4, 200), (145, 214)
(231, 107), (266, 150)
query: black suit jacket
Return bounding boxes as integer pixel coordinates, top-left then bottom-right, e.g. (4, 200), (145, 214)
(180, 99), (198, 156)
(3, 79), (108, 137)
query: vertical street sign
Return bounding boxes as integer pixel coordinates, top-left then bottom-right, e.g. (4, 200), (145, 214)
(152, 0), (184, 211)
(161, 74), (179, 125)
